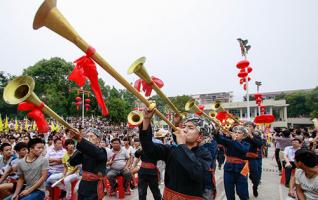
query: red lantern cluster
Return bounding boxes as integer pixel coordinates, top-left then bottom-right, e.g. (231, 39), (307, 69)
(236, 60), (253, 91)
(254, 114), (275, 124)
(254, 93), (266, 115)
(75, 97), (82, 110)
(85, 98), (90, 111)
(75, 97), (91, 112)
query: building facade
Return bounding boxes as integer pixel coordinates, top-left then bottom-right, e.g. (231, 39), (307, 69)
(190, 91), (234, 104)
(202, 99), (289, 127)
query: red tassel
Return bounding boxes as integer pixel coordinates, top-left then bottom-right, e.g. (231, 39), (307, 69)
(196, 105), (205, 116)
(18, 102), (49, 133)
(68, 46), (108, 116)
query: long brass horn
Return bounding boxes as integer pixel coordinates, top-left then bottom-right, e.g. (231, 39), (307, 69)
(185, 99), (225, 130)
(33, 0), (176, 131)
(3, 76), (71, 128)
(211, 101), (241, 124)
(128, 57), (181, 116)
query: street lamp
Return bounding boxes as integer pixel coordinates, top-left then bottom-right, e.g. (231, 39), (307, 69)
(237, 38), (252, 120)
(255, 81), (262, 93)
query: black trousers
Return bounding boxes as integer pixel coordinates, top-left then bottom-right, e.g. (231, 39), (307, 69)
(217, 152), (225, 168)
(138, 174), (162, 200)
(282, 161), (296, 187)
(275, 148), (282, 171)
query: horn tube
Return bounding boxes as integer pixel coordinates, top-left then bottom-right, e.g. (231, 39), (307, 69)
(33, 0), (176, 131)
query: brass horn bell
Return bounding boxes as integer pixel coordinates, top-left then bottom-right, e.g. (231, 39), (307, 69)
(128, 57), (181, 116)
(211, 101), (224, 112)
(128, 57), (151, 83)
(3, 76), (71, 128)
(208, 111), (217, 119)
(185, 99), (201, 113)
(127, 110), (144, 126)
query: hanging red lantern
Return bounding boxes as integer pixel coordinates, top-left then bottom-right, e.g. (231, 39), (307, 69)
(75, 97), (82, 102)
(240, 78), (244, 85)
(247, 67), (253, 73)
(254, 114), (275, 124)
(238, 71), (248, 78)
(254, 93), (263, 100)
(85, 103), (90, 111)
(236, 60), (250, 69)
(75, 101), (81, 110)
(243, 84), (247, 91)
(85, 99), (91, 103)
(260, 105), (266, 114)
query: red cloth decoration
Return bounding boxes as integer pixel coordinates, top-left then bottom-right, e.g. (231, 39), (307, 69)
(195, 105), (205, 116)
(134, 76), (164, 97)
(18, 102), (49, 133)
(75, 97), (82, 101)
(236, 60), (250, 69)
(85, 99), (91, 103)
(247, 67), (253, 73)
(68, 47), (108, 116)
(216, 111), (228, 122)
(254, 114), (275, 124)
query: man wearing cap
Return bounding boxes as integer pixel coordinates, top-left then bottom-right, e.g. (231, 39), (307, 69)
(140, 108), (212, 199)
(244, 121), (264, 197)
(68, 128), (107, 200)
(214, 125), (250, 200)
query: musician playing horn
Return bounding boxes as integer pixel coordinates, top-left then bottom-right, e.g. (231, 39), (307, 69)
(68, 128), (107, 200)
(139, 107), (212, 200)
(214, 125), (250, 200)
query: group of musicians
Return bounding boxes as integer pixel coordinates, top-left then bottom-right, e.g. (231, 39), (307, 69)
(60, 105), (266, 200)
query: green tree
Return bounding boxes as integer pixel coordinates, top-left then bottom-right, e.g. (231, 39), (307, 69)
(107, 97), (131, 124)
(275, 88), (318, 118)
(22, 57), (76, 116)
(308, 87), (318, 118)
(0, 71), (17, 117)
(170, 95), (191, 112)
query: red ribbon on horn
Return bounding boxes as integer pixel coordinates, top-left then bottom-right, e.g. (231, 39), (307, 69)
(134, 76), (164, 97)
(18, 102), (49, 133)
(68, 47), (108, 116)
(196, 105), (205, 116)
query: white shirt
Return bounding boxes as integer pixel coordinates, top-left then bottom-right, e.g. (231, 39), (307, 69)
(284, 146), (299, 162)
